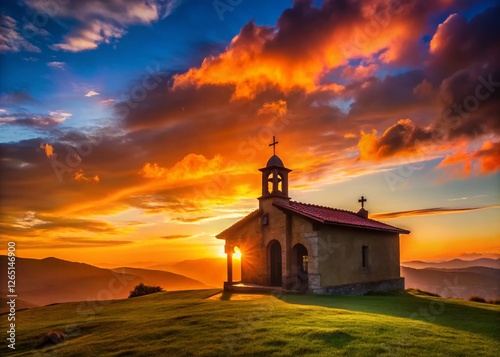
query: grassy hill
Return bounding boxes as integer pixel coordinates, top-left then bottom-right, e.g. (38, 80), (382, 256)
(5, 289), (499, 356)
(0, 298), (38, 311)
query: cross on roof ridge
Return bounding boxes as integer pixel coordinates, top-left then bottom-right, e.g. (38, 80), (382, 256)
(358, 196), (367, 209)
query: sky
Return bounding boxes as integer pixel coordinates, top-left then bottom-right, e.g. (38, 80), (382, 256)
(0, 0), (499, 268)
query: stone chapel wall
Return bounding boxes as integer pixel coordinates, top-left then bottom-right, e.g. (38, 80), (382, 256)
(317, 226), (400, 287)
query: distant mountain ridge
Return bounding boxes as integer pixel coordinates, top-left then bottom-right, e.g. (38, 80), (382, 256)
(112, 266), (208, 289)
(401, 258), (500, 300)
(148, 257), (230, 287)
(402, 258), (500, 269)
(401, 266), (500, 300)
(0, 256), (208, 307)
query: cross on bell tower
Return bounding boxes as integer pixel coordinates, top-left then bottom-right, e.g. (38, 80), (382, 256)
(269, 136), (278, 155)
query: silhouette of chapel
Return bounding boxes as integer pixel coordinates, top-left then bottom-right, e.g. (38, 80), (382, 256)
(216, 137), (410, 294)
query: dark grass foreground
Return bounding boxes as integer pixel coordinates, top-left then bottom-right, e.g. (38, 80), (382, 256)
(7, 289), (500, 356)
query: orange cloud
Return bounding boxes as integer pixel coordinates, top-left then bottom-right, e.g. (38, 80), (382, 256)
(172, 20), (325, 99)
(358, 129), (379, 160)
(257, 100), (287, 117)
(40, 143), (55, 158)
(140, 162), (166, 179)
(437, 141), (500, 176)
(429, 14), (459, 54)
(172, 1), (433, 99)
(74, 169), (100, 183)
(478, 141), (500, 173)
(357, 119), (432, 160)
(57, 154), (239, 216)
(140, 154), (225, 181)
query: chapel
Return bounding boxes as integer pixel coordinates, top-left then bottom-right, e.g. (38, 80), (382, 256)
(216, 138), (410, 294)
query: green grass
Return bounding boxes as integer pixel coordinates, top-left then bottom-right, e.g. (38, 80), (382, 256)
(5, 289), (500, 356)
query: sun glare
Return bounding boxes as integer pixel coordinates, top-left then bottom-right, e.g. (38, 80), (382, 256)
(234, 247), (241, 259)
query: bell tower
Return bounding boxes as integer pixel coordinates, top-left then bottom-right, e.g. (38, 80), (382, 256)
(258, 136), (291, 210)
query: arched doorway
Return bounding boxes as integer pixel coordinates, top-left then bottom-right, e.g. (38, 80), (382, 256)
(293, 243), (308, 291)
(269, 240), (282, 286)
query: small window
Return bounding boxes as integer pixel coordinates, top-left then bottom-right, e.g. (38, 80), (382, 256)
(262, 214), (269, 226)
(362, 245), (369, 268)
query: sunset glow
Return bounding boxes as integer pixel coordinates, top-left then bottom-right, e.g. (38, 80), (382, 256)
(0, 0), (499, 268)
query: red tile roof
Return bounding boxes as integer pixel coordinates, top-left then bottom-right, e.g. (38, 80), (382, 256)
(273, 201), (410, 234)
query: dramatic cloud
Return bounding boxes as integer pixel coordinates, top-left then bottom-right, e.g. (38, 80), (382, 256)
(437, 141), (500, 176)
(357, 119), (432, 160)
(1, 211), (122, 235)
(0, 14), (40, 53)
(372, 205), (500, 219)
(347, 70), (433, 120)
(354, 5), (500, 174)
(122, 1), (500, 183)
(173, 0), (457, 99)
(23, 0), (179, 52)
(140, 154), (225, 181)
(30, 217), (118, 233)
(429, 7), (500, 76)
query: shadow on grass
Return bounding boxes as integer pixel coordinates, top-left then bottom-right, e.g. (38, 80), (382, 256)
(308, 330), (355, 348)
(219, 291), (233, 301)
(277, 292), (500, 340)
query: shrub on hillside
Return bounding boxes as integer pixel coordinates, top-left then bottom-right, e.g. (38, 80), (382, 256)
(468, 296), (487, 303)
(129, 283), (164, 298)
(488, 299), (500, 305)
(35, 330), (68, 349)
